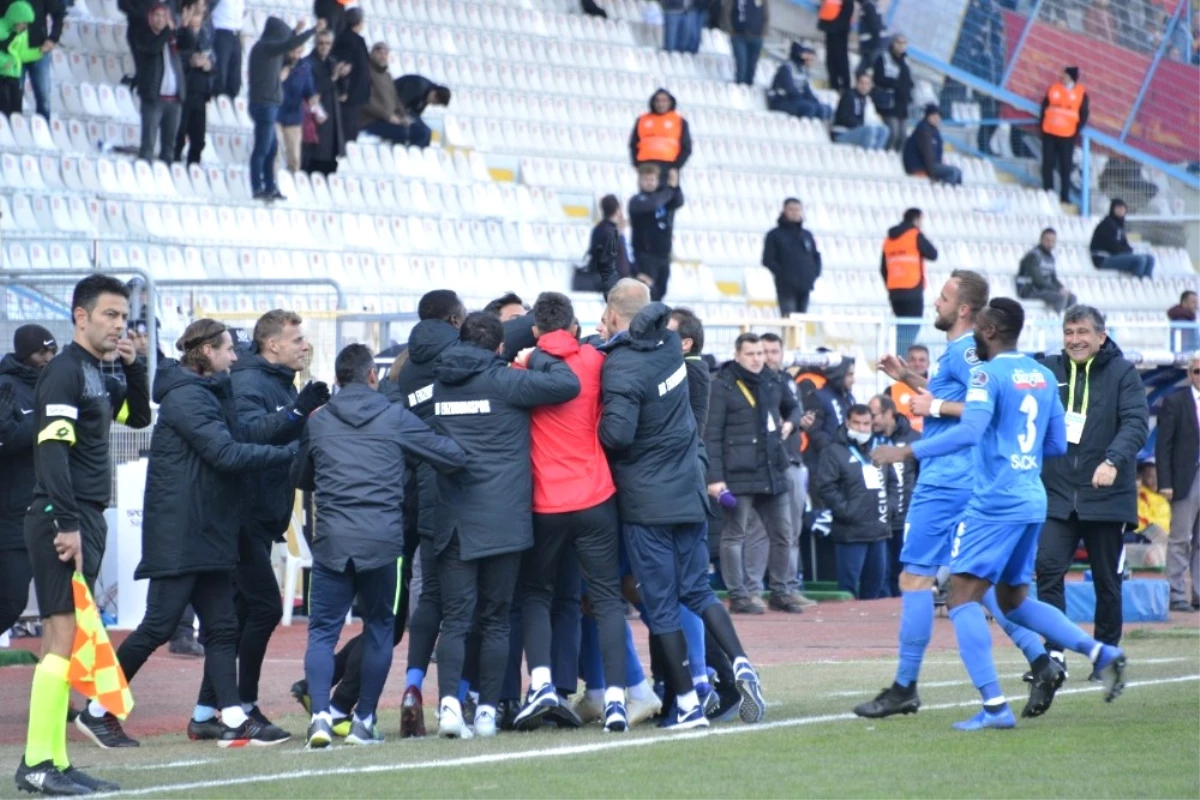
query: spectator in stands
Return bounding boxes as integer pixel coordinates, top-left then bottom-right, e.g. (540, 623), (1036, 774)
(0, 326), (56, 644)
(722, 0), (768, 85)
(685, 0), (708, 53)
(173, 0), (213, 166)
(817, 0), (853, 92)
(359, 42), (414, 145)
(814, 403), (894, 599)
(209, 0), (243, 97)
(333, 7), (369, 142)
(808, 355), (856, 456)
(277, 42), (318, 173)
(2, 0), (60, 118)
(1040, 66), (1088, 205)
(1036, 304), (1149, 660)
(0, 1), (36, 116)
(581, 0), (606, 18)
(630, 89), (691, 180)
(582, 194), (629, 296)
(871, 35), (913, 151)
(393, 74), (450, 149)
(302, 29), (347, 175)
(706, 333), (803, 614)
(903, 104), (962, 185)
(628, 165), (684, 302)
(761, 197), (822, 316)
(832, 72), (888, 151)
(857, 0), (883, 61)
(430, 313), (580, 738)
(1156, 354), (1200, 612)
(1135, 461), (1170, 545)
(885, 343), (926, 433)
(133, 2), (188, 164)
(1168, 291), (1198, 322)
(1090, 199), (1155, 278)
(484, 293), (527, 323)
(767, 43), (830, 121)
(881, 208), (938, 353)
(247, 16), (319, 201)
(312, 0), (346, 36)
(867, 394), (918, 597)
(660, 0), (686, 52)
(1016, 228), (1076, 314)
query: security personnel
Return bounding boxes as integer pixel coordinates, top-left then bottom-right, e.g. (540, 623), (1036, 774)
(881, 207), (939, 353)
(0, 326), (57, 641)
(19, 275), (150, 794)
(817, 0), (853, 92)
(1040, 66), (1088, 205)
(629, 88), (691, 179)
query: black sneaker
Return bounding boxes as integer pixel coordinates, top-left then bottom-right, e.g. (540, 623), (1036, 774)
(187, 718), (225, 741)
(270, 189), (287, 202)
(712, 686), (742, 723)
(168, 637), (204, 657)
(1022, 656), (1066, 718)
(545, 697), (583, 729)
(247, 707), (291, 740)
(62, 767), (119, 793)
(852, 683), (921, 719)
(14, 760), (90, 796)
(74, 708), (139, 749)
(252, 190), (273, 201)
(218, 718), (291, 748)
(495, 699), (520, 732)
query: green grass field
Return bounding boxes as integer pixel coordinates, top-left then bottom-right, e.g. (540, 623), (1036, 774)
(3, 633), (1197, 799)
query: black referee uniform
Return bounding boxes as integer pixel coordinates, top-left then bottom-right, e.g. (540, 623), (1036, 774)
(24, 343), (151, 614)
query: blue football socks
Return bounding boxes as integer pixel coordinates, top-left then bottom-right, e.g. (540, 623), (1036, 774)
(1007, 597), (1100, 658)
(895, 589), (935, 688)
(680, 607), (707, 682)
(982, 587), (1046, 665)
(948, 602), (1004, 706)
(405, 668), (425, 691)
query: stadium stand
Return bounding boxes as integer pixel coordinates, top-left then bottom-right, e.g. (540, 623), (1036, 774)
(0, 0), (1195, 364)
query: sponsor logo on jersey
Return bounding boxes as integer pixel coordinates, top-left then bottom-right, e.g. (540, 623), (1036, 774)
(436, 400), (491, 416)
(1011, 369), (1047, 389)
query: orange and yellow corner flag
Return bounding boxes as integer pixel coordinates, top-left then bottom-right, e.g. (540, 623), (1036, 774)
(68, 574), (134, 720)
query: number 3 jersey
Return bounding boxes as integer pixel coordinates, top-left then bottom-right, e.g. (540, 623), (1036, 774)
(963, 352), (1065, 523)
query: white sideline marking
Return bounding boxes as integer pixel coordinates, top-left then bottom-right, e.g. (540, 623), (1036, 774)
(93, 675), (1200, 798)
(108, 758), (221, 772)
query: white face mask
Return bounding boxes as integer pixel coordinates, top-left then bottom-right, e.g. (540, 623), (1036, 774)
(847, 428), (872, 445)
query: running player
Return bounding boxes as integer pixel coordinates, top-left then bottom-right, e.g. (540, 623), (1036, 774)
(872, 298), (1125, 729)
(856, 271), (1057, 720)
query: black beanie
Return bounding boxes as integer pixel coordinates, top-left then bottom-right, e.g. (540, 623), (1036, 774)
(14, 325), (57, 363)
(1064, 66), (1079, 82)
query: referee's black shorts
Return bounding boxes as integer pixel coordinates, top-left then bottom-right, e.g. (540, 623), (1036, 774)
(24, 500), (107, 618)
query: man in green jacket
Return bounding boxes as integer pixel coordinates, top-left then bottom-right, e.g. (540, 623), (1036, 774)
(0, 1), (38, 115)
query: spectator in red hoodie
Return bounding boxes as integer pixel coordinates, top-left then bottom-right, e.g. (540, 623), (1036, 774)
(511, 291), (629, 734)
(1168, 290), (1198, 323)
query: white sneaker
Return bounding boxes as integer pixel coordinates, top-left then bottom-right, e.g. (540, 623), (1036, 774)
(573, 693), (603, 725)
(438, 701), (473, 740)
(626, 692), (663, 727)
(473, 707), (496, 738)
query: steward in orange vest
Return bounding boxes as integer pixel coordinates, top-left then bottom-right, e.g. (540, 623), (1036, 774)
(1040, 66), (1089, 204)
(629, 88), (692, 172)
(880, 207), (938, 323)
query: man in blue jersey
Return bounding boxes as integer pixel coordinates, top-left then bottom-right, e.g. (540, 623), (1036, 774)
(872, 298), (1126, 730)
(855, 271), (1057, 720)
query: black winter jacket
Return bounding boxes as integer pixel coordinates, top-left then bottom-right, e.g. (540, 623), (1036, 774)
(600, 303), (708, 525)
(431, 343), (580, 560)
(587, 219), (624, 295)
(832, 88), (872, 134)
(872, 47), (912, 119)
(705, 362), (800, 496)
(876, 414), (919, 529)
(131, 20), (188, 102)
(684, 355), (710, 438)
(629, 185), (684, 260)
(809, 357), (856, 454)
(231, 353), (305, 537)
(394, 73), (446, 118)
(1089, 212), (1134, 266)
(1038, 339), (1149, 525)
(0, 354), (39, 550)
(248, 16), (316, 106)
(813, 429), (895, 543)
(333, 27), (370, 106)
(392, 319), (459, 540)
(762, 216), (822, 294)
(137, 362), (293, 579)
(293, 383), (465, 573)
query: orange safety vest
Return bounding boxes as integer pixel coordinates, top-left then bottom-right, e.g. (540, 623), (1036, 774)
(888, 382), (924, 433)
(883, 228), (924, 291)
(1042, 81), (1086, 138)
(818, 0), (842, 21)
(636, 111), (684, 164)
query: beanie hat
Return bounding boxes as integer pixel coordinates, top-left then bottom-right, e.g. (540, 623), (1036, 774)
(14, 325), (57, 363)
(1064, 66), (1079, 82)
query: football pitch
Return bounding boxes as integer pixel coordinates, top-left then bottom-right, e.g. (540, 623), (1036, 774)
(2, 630), (1196, 799)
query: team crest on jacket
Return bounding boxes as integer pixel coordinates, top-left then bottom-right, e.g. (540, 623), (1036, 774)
(1011, 369), (1047, 389)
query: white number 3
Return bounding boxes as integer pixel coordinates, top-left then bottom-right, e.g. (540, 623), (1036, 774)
(1017, 395), (1038, 454)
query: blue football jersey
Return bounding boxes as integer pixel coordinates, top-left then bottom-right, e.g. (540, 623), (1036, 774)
(915, 331), (981, 490)
(962, 352), (1065, 522)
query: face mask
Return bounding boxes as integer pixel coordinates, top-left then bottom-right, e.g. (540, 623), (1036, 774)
(847, 428), (872, 445)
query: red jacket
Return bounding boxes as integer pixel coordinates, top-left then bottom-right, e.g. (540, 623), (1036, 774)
(526, 329), (616, 514)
